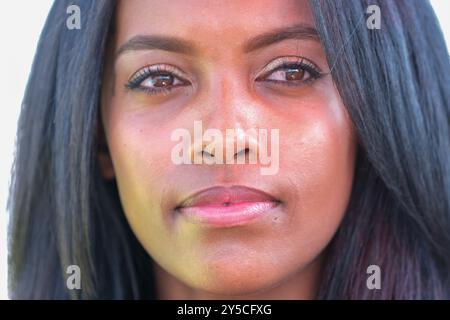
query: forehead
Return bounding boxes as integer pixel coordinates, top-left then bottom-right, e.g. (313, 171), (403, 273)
(114, 0), (314, 47)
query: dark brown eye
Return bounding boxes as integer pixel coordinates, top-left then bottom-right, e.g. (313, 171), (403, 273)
(285, 68), (305, 81)
(266, 66), (310, 82)
(126, 64), (190, 95)
(145, 74), (175, 87)
(255, 57), (322, 87)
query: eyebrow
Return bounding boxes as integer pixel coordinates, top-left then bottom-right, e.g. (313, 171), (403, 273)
(115, 23), (319, 59)
(243, 24), (319, 53)
(116, 35), (196, 57)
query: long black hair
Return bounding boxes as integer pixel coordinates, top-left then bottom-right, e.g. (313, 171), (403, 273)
(8, 0), (450, 299)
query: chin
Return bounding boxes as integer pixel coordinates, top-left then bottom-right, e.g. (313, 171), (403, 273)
(182, 257), (292, 297)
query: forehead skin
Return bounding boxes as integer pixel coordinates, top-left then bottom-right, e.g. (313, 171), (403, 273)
(114, 0), (315, 56)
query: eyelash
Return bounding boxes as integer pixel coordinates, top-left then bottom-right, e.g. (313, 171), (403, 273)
(125, 57), (323, 96)
(125, 64), (189, 96)
(255, 57), (323, 87)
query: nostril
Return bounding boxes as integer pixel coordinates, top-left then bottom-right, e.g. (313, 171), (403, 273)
(235, 147), (249, 158)
(202, 150), (214, 158)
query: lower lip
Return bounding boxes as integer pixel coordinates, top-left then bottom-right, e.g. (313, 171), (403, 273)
(178, 201), (279, 228)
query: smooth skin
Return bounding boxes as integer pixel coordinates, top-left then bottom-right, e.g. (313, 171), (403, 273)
(99, 0), (357, 299)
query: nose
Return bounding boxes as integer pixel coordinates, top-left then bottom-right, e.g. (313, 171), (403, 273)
(188, 72), (263, 165)
(190, 126), (260, 164)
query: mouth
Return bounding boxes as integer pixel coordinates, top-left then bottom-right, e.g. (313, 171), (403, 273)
(175, 185), (281, 228)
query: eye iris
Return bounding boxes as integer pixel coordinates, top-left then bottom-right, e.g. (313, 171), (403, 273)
(151, 74), (174, 87)
(285, 67), (305, 81)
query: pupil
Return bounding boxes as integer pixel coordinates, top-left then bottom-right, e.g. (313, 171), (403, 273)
(286, 68), (304, 81)
(153, 74), (173, 87)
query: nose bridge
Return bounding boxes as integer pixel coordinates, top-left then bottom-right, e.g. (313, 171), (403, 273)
(205, 69), (248, 130)
(190, 72), (261, 164)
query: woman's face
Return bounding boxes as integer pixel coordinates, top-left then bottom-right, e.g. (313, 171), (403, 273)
(100, 0), (357, 297)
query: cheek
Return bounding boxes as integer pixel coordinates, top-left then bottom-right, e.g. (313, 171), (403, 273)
(104, 108), (177, 235)
(279, 92), (356, 255)
(107, 116), (169, 193)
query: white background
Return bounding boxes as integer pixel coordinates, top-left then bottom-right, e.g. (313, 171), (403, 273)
(0, 0), (449, 300)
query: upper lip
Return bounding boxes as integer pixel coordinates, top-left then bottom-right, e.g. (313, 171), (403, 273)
(176, 185), (280, 208)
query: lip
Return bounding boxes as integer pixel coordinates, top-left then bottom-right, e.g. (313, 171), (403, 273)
(175, 185), (281, 228)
